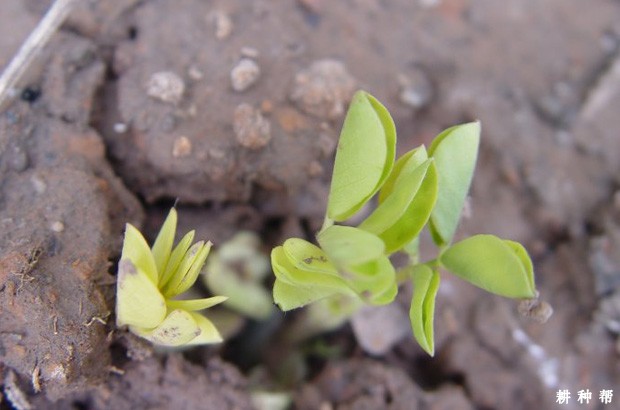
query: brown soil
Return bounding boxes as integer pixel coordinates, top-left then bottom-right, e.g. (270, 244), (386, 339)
(1, 1), (619, 409)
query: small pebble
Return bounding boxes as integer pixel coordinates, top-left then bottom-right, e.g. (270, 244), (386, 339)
(290, 59), (356, 119)
(147, 71), (185, 104)
(240, 47), (259, 58)
(30, 175), (46, 194)
(172, 136), (192, 158)
(188, 65), (204, 81)
(233, 104), (271, 149)
(398, 70), (434, 109)
(113, 123), (128, 133)
(230, 59), (261, 92)
(50, 221), (65, 233)
(307, 161), (324, 177)
(210, 10), (233, 40)
(10, 147), (29, 172)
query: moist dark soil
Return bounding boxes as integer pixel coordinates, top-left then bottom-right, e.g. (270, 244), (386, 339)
(1, 1), (619, 409)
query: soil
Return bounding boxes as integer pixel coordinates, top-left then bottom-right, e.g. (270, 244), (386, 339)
(1, 0), (620, 409)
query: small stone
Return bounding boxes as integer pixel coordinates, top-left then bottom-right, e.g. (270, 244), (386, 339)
(307, 161), (324, 177)
(290, 59), (356, 119)
(210, 10), (233, 40)
(172, 136), (192, 158)
(398, 69), (434, 109)
(113, 123), (128, 133)
(260, 99), (274, 114)
(188, 65), (204, 80)
(10, 147), (29, 172)
(30, 175), (46, 194)
(233, 104), (271, 149)
(230, 59), (261, 92)
(147, 71), (185, 104)
(240, 47), (259, 58)
(50, 221), (65, 233)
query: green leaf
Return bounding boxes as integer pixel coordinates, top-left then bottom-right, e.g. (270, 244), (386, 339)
(317, 225), (385, 268)
(409, 265), (440, 356)
(271, 246), (349, 292)
(326, 90), (396, 222)
(186, 312), (223, 345)
(159, 230), (195, 287)
(121, 224), (159, 284)
(273, 278), (340, 311)
(116, 259), (166, 328)
(439, 234), (536, 298)
(428, 122), (480, 246)
(378, 145), (428, 203)
(151, 208), (177, 277)
(166, 296), (228, 312)
(163, 241), (212, 297)
(283, 238), (339, 275)
(360, 158), (438, 253)
(131, 309), (201, 347)
(347, 255), (398, 305)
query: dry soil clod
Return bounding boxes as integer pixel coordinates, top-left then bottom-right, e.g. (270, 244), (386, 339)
(230, 59), (261, 92)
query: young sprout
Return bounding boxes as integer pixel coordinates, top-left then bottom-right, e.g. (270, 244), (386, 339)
(115, 208), (227, 347)
(271, 90), (545, 356)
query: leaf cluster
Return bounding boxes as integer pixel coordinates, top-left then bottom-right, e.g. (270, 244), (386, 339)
(116, 209), (226, 347)
(272, 91), (537, 355)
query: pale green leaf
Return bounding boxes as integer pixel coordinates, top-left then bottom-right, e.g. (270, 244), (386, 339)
(428, 122), (480, 245)
(186, 312), (223, 345)
(283, 238), (339, 275)
(271, 246), (350, 291)
(378, 162), (438, 253)
(378, 145), (428, 203)
(151, 208), (177, 277)
(317, 225), (385, 268)
(326, 90), (396, 221)
(163, 241), (212, 297)
(131, 309), (200, 347)
(116, 259), (166, 328)
(159, 230), (195, 287)
(439, 234), (536, 298)
(205, 256), (274, 320)
(166, 296), (228, 311)
(347, 255), (398, 305)
(409, 265), (440, 356)
(273, 278), (340, 311)
(121, 224), (158, 284)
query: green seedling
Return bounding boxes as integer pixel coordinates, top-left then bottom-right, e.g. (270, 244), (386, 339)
(203, 231), (274, 321)
(116, 208), (227, 347)
(271, 90), (541, 355)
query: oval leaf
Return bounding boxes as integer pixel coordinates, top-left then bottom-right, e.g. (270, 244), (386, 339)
(409, 265), (440, 356)
(428, 122), (480, 245)
(439, 234), (536, 298)
(273, 278), (339, 311)
(317, 225), (385, 268)
(132, 309), (200, 347)
(378, 145), (428, 203)
(121, 224), (159, 284)
(283, 238), (339, 275)
(186, 312), (223, 345)
(326, 91), (396, 221)
(347, 256), (397, 305)
(116, 259), (166, 328)
(151, 208), (177, 277)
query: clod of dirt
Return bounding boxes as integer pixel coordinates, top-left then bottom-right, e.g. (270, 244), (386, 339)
(147, 71), (185, 104)
(289, 59), (356, 120)
(230, 58), (261, 92)
(234, 103), (271, 149)
(351, 304), (410, 356)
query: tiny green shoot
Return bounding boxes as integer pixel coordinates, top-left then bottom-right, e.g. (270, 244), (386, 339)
(116, 208), (227, 347)
(271, 90), (542, 356)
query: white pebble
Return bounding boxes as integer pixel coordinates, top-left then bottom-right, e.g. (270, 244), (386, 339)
(230, 59), (260, 92)
(147, 71), (185, 104)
